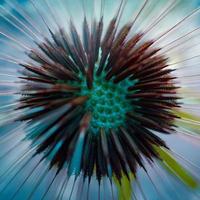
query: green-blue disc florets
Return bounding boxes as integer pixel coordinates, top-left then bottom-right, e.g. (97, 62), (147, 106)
(79, 71), (137, 133)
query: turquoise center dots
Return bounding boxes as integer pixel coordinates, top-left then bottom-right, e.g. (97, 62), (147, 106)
(79, 71), (138, 133)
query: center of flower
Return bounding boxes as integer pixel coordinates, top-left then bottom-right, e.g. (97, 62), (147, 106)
(79, 72), (137, 133)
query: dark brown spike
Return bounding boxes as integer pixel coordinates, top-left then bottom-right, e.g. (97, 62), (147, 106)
(121, 40), (155, 66)
(27, 49), (53, 66)
(86, 68), (93, 89)
(110, 130), (129, 169)
(134, 108), (179, 122)
(82, 133), (96, 181)
(86, 19), (99, 89)
(136, 48), (161, 63)
(127, 92), (161, 99)
(96, 16), (118, 76)
(106, 133), (123, 181)
(36, 42), (56, 61)
(35, 107), (81, 150)
(135, 75), (177, 84)
(83, 17), (90, 55)
(112, 64), (140, 83)
(20, 85), (80, 95)
(42, 63), (80, 82)
(127, 112), (167, 133)
(105, 37), (154, 80)
(70, 19), (88, 66)
(128, 81), (169, 90)
(19, 96), (56, 104)
(20, 64), (54, 79)
(100, 128), (111, 178)
(106, 33), (143, 75)
(96, 133), (107, 181)
(127, 127), (157, 161)
(79, 112), (91, 132)
(132, 64), (168, 80)
(60, 30), (86, 74)
(109, 130), (131, 178)
(94, 16), (103, 62)
(119, 127), (146, 169)
(139, 69), (175, 81)
(105, 23), (133, 71)
(19, 76), (54, 84)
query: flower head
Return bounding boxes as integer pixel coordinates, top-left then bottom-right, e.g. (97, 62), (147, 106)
(0, 0), (200, 199)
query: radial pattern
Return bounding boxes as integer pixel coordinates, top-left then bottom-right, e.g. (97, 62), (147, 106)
(18, 11), (180, 180)
(0, 0), (200, 200)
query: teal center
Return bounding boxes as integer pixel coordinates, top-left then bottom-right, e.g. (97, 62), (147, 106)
(78, 71), (137, 133)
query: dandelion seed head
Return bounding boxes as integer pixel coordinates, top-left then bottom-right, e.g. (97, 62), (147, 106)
(0, 0), (200, 199)
(17, 19), (179, 178)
